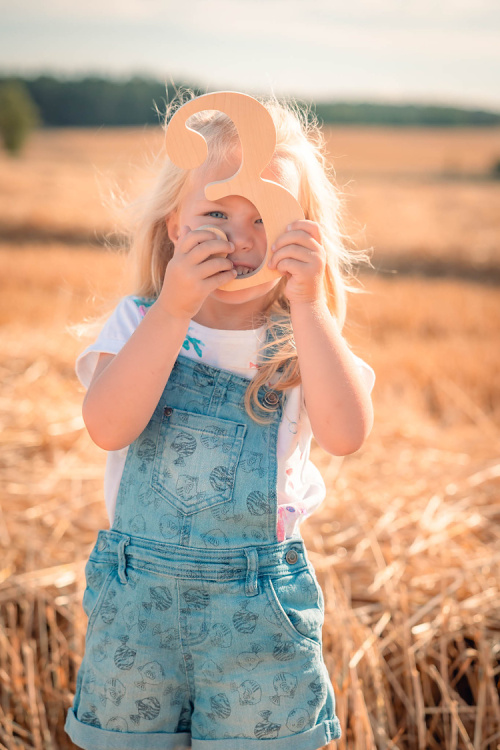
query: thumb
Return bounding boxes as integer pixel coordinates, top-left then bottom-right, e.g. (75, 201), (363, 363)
(172, 225), (191, 254)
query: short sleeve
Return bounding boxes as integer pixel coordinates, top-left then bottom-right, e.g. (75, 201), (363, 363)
(75, 296), (146, 389)
(350, 351), (376, 394)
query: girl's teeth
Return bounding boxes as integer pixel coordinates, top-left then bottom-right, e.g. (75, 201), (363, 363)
(236, 267), (252, 276)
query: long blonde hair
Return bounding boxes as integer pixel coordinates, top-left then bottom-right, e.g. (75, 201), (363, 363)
(126, 90), (370, 421)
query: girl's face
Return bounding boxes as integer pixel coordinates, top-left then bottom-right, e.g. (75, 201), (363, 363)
(168, 155), (284, 325)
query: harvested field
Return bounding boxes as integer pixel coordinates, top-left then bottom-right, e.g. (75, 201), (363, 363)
(0, 126), (499, 749)
(1, 127), (499, 276)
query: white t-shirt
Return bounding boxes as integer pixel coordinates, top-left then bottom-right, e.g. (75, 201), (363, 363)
(76, 296), (375, 540)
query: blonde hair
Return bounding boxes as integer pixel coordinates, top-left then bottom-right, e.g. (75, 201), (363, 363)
(126, 90), (370, 422)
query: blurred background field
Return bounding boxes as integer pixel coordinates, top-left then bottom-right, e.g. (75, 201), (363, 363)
(1, 126), (500, 275)
(0, 126), (499, 749)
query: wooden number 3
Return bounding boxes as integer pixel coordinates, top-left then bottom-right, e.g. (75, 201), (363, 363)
(164, 91), (304, 290)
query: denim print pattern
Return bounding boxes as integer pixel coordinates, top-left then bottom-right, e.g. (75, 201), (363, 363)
(151, 408), (247, 515)
(110, 358), (282, 549)
(65, 356), (341, 749)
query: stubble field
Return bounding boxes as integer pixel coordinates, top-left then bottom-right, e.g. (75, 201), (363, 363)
(0, 125), (499, 749)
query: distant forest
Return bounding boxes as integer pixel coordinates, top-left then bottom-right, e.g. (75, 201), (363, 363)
(2, 74), (500, 128)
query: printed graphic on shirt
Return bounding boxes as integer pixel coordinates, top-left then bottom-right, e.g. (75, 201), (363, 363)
(182, 332), (205, 358)
(132, 296), (155, 319)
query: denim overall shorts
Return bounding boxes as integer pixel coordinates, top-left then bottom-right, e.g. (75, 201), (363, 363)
(65, 356), (341, 749)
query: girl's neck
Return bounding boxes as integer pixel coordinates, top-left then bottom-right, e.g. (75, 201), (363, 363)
(192, 301), (266, 331)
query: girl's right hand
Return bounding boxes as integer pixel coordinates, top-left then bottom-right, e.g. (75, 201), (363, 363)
(158, 226), (236, 319)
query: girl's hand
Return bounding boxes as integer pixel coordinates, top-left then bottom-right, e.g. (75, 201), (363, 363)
(267, 220), (326, 304)
(158, 226), (236, 319)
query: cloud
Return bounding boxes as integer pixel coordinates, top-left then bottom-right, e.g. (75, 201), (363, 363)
(1, 0), (498, 108)
(1, 0), (169, 22)
(3, 0), (500, 27)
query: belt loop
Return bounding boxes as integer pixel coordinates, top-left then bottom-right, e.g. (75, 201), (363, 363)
(117, 536), (131, 584)
(243, 548), (259, 597)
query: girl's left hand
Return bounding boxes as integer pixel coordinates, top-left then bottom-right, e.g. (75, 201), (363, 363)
(267, 220), (326, 304)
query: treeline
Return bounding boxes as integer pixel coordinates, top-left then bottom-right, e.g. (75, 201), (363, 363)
(1, 74), (499, 128)
(11, 76), (197, 127)
(314, 101), (500, 127)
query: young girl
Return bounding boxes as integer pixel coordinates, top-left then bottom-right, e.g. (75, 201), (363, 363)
(65, 93), (375, 750)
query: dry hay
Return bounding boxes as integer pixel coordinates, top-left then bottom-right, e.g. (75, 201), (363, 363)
(310, 429), (500, 749)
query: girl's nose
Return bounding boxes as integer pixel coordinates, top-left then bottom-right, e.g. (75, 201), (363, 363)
(227, 222), (254, 252)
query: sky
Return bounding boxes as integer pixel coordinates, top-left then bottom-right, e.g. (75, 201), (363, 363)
(1, 0), (499, 111)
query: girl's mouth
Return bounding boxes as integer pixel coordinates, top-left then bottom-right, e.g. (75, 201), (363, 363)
(234, 265), (255, 276)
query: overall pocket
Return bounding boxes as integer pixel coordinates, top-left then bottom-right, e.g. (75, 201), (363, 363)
(263, 568), (324, 650)
(82, 558), (118, 639)
(151, 407), (247, 515)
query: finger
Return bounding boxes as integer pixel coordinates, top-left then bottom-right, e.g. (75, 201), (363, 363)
(198, 256), (236, 279)
(275, 258), (307, 276)
(179, 236), (233, 262)
(195, 226), (230, 256)
(272, 231), (320, 254)
(172, 225), (191, 255)
(285, 220), (322, 243)
(203, 267), (239, 290)
(268, 244), (321, 270)
(179, 228), (232, 255)
(187, 238), (234, 264)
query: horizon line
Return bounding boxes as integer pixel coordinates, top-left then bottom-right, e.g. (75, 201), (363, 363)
(1, 67), (500, 116)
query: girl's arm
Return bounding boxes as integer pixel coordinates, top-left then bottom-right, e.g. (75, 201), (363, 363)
(290, 300), (373, 455)
(82, 227), (236, 451)
(268, 220), (374, 456)
(82, 303), (190, 451)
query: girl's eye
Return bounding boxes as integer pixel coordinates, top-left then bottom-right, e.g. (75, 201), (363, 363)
(256, 218), (263, 224)
(207, 211), (226, 219)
